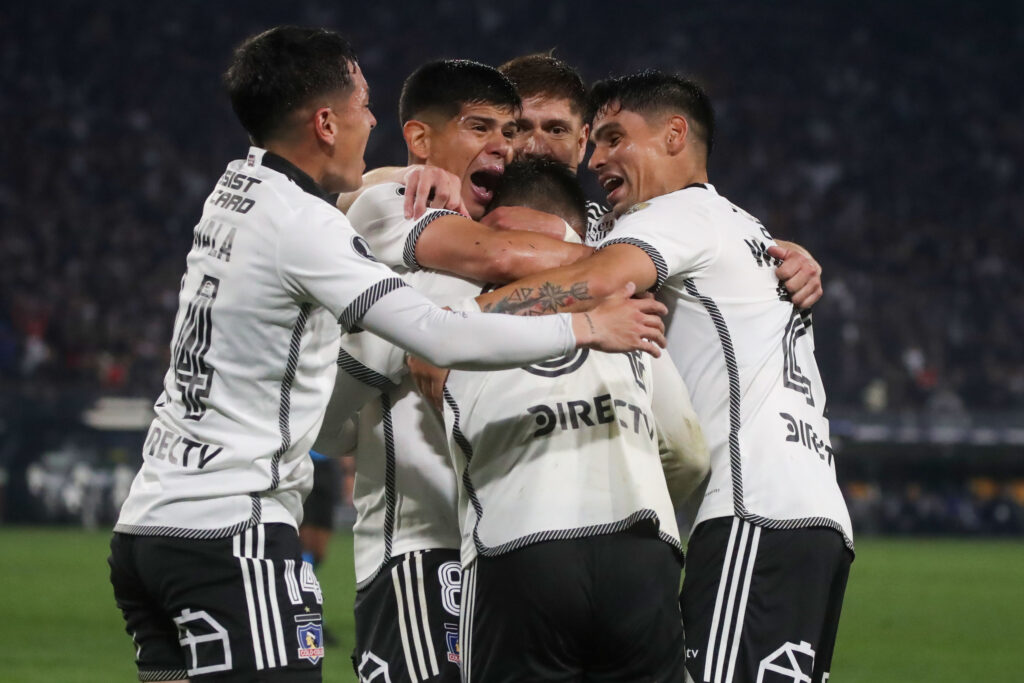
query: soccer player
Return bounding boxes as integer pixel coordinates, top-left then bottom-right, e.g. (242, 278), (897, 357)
(473, 71), (853, 683)
(492, 53), (608, 240)
(105, 29), (666, 683)
(313, 60), (611, 683)
(443, 157), (710, 682)
(492, 53), (822, 305)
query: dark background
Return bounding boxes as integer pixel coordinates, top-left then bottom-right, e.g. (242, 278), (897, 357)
(1, 0), (1022, 531)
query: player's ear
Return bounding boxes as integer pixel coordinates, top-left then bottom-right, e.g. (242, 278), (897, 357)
(576, 122), (590, 167)
(403, 120), (431, 161)
(665, 115), (688, 155)
(312, 106), (336, 145)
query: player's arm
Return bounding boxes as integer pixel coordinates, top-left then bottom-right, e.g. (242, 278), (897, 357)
(474, 242), (657, 314)
(336, 165), (467, 217)
(280, 207), (664, 370)
(414, 214), (593, 284)
(649, 352), (710, 505)
(357, 282), (665, 370)
(311, 412), (358, 458)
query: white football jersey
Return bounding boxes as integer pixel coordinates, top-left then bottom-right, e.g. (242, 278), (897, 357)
(342, 183), (477, 587)
(443, 348), (686, 566)
(584, 200), (611, 246)
(116, 148), (408, 538)
(598, 184), (853, 549)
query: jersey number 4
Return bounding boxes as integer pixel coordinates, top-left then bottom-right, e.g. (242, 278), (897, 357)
(173, 274), (220, 420)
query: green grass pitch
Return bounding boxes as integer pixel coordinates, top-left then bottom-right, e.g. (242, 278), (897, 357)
(1, 528), (1021, 681)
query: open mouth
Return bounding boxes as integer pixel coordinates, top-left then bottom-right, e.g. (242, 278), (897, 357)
(470, 168), (503, 204)
(601, 175), (625, 202)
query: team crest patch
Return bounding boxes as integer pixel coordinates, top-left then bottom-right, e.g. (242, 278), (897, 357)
(351, 235), (378, 262)
(296, 622), (325, 664)
(246, 153), (256, 167)
(523, 348), (590, 378)
(624, 201), (651, 216)
(445, 631), (461, 664)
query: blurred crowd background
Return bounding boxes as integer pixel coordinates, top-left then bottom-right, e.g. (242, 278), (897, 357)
(1, 0), (1021, 532)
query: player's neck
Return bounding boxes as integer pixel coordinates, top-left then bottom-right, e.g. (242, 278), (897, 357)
(264, 140), (329, 191)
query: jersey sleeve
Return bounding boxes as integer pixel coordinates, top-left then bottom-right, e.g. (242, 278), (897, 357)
(346, 182), (460, 271)
(276, 203), (408, 332)
(596, 193), (721, 290)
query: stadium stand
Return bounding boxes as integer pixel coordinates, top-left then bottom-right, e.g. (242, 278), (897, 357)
(1, 1), (1021, 531)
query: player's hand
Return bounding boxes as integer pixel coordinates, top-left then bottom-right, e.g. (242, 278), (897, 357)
(572, 282), (667, 356)
(407, 354), (449, 412)
(769, 241), (822, 309)
(402, 165), (469, 219)
(480, 206), (569, 240)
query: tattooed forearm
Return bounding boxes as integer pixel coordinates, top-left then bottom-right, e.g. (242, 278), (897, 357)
(482, 281), (593, 315)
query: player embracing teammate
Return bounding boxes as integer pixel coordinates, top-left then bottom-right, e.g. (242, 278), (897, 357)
(108, 25), (850, 683)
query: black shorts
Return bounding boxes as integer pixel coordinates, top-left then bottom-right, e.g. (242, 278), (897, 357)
(680, 517), (852, 683)
(460, 526), (686, 683)
(109, 524), (326, 682)
(353, 549), (462, 683)
(302, 457), (341, 530)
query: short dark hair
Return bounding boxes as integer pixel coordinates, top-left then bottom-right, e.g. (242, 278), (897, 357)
(488, 159), (588, 234)
(589, 70), (715, 159)
(223, 26), (359, 145)
(399, 60), (521, 125)
(498, 53), (588, 120)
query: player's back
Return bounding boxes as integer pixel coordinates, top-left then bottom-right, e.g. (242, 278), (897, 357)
(443, 348), (682, 565)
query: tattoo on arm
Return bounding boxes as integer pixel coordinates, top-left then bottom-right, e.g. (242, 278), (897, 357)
(482, 281), (592, 315)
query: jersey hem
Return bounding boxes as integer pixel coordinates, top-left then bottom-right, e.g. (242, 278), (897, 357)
(113, 495), (264, 540)
(475, 508), (681, 558)
(696, 513), (854, 555)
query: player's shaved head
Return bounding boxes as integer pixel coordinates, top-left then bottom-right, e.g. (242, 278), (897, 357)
(589, 71), (715, 161)
(488, 158), (588, 234)
(499, 53), (588, 119)
(399, 60), (521, 125)
(223, 26), (360, 146)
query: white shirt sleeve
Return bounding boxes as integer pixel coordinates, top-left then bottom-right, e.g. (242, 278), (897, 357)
(346, 183), (460, 270)
(276, 202), (408, 331)
(650, 350), (710, 505)
(359, 285), (576, 370)
(597, 189), (721, 290)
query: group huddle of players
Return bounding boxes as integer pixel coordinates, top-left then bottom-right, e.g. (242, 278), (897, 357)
(107, 25), (852, 683)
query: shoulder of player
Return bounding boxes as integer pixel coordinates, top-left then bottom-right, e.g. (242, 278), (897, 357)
(348, 182), (406, 214)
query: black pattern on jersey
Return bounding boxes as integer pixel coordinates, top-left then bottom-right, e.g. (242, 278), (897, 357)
(139, 670), (189, 682)
(782, 308), (815, 406)
(173, 275), (220, 420)
(599, 237), (668, 291)
(113, 495), (262, 540)
(522, 348), (589, 377)
(626, 350), (648, 392)
(270, 303), (311, 490)
(584, 200), (610, 245)
(339, 277), (408, 333)
(444, 388), (682, 558)
(337, 348), (397, 391)
(684, 279), (746, 516)
(403, 209), (461, 270)
(685, 279), (853, 552)
(353, 393), (398, 592)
